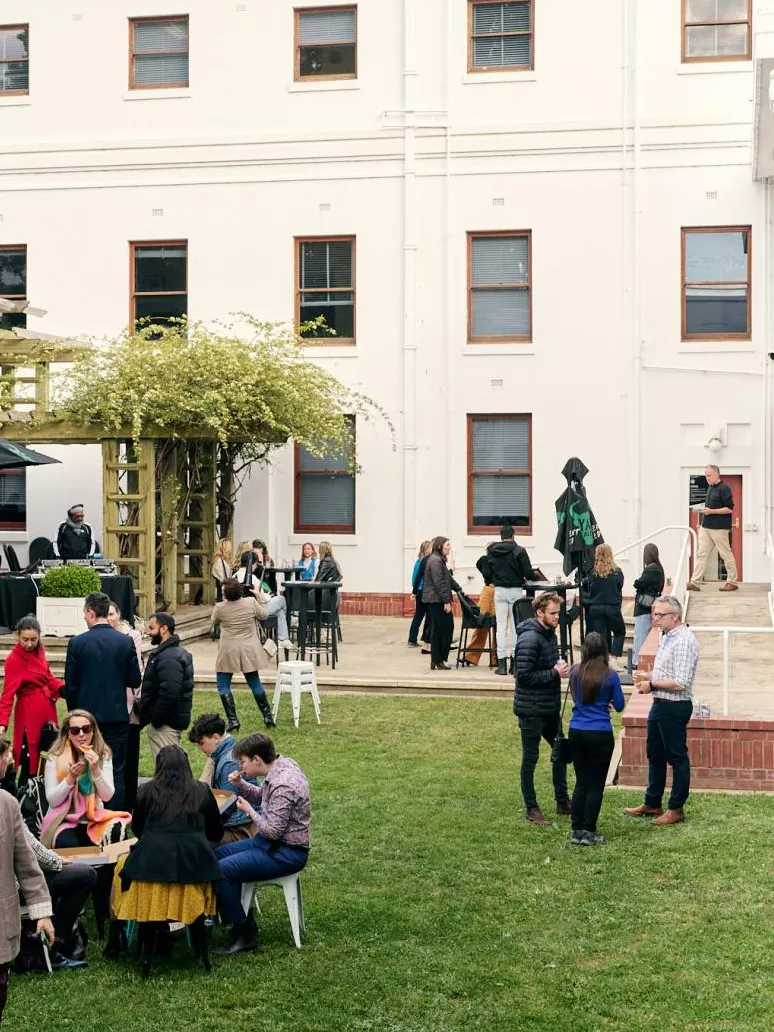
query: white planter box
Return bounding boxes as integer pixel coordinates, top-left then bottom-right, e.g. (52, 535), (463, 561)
(37, 596), (87, 637)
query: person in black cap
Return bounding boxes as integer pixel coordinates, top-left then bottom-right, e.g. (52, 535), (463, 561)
(56, 504), (94, 561)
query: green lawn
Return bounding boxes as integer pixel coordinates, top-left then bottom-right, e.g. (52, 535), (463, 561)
(10, 692), (774, 1032)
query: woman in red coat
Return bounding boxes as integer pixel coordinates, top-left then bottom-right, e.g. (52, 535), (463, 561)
(0, 614), (64, 776)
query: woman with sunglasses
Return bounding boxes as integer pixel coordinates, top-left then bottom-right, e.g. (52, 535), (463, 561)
(40, 710), (131, 849)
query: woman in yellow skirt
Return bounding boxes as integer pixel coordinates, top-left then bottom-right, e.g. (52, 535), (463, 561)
(109, 746), (223, 973)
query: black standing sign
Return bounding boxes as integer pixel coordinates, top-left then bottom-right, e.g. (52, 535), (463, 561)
(689, 475), (708, 506)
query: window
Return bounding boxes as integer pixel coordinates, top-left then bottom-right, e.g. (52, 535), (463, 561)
(682, 0), (751, 61)
(0, 25), (29, 94)
(296, 237), (355, 343)
(468, 415), (531, 534)
(295, 418), (355, 533)
(295, 7), (357, 80)
(130, 16), (189, 88)
(468, 232), (531, 342)
(682, 227), (751, 340)
(0, 245), (26, 331)
(131, 242), (187, 328)
(468, 2), (533, 72)
(0, 469), (26, 531)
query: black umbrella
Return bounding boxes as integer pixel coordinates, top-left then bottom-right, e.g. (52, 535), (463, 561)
(554, 457), (604, 577)
(0, 439), (61, 469)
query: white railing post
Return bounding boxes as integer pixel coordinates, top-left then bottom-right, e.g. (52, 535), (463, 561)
(722, 628), (730, 717)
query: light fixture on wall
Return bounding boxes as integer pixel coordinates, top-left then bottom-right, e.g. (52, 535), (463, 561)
(705, 428), (725, 452)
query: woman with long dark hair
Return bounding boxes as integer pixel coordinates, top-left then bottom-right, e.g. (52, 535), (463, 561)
(632, 543), (665, 666)
(582, 544), (627, 671)
(408, 540), (431, 648)
(567, 632), (625, 845)
(422, 536), (454, 670)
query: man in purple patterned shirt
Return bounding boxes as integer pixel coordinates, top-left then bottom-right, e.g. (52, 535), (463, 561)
(214, 732), (311, 956)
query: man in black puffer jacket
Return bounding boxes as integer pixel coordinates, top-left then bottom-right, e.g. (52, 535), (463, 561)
(513, 593), (571, 825)
(140, 612), (194, 759)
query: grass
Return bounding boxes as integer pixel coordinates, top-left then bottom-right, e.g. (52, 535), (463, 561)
(9, 691), (774, 1032)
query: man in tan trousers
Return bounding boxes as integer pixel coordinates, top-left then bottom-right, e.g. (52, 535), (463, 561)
(688, 465), (738, 592)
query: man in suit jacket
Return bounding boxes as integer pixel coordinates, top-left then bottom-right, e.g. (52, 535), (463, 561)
(65, 591), (142, 809)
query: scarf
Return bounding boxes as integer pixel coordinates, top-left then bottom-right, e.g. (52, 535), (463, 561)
(65, 517), (88, 535)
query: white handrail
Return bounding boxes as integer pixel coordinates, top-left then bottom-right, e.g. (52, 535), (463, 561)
(767, 532), (774, 626)
(612, 524), (698, 562)
(688, 624), (774, 717)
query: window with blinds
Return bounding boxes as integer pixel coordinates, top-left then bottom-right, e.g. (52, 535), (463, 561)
(130, 17), (189, 88)
(682, 227), (751, 339)
(131, 242), (188, 329)
(468, 416), (531, 533)
(0, 25), (29, 94)
(469, 2), (533, 71)
(295, 418), (356, 533)
(468, 232), (531, 342)
(683, 0), (751, 61)
(0, 245), (26, 332)
(0, 469), (26, 530)
(296, 237), (355, 343)
(296, 7), (357, 80)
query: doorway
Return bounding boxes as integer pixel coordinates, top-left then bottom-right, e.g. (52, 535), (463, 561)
(688, 472), (743, 581)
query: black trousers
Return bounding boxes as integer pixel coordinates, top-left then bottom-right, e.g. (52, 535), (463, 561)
(98, 722), (128, 810)
(517, 713), (569, 810)
(45, 864), (99, 942)
(426, 603), (453, 664)
(408, 595), (430, 645)
(0, 963), (8, 1024)
(569, 728), (615, 832)
(586, 605), (626, 658)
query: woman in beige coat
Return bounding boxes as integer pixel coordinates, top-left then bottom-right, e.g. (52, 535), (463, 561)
(211, 578), (276, 733)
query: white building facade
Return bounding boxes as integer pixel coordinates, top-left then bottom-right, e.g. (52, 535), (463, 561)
(2, 0), (774, 602)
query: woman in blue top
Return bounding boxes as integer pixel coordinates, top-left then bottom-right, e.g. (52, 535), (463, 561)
(408, 540), (432, 647)
(568, 631), (625, 846)
(299, 542), (318, 581)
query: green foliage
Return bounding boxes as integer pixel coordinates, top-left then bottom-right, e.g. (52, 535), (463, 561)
(39, 564), (101, 597)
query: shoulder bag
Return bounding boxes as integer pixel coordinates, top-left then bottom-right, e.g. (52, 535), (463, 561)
(550, 676), (573, 765)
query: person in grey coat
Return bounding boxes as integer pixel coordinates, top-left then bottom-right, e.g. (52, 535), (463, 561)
(422, 536), (455, 670)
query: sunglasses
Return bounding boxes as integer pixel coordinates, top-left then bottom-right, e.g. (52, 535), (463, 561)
(68, 724), (93, 737)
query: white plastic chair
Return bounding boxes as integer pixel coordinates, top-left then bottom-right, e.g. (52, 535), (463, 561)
(241, 872), (306, 949)
(272, 660), (321, 727)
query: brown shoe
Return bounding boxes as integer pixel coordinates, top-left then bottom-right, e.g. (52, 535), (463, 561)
(526, 807), (551, 826)
(623, 804), (664, 818)
(556, 800), (572, 816)
(686, 582), (701, 591)
(719, 583), (738, 592)
(651, 808), (685, 826)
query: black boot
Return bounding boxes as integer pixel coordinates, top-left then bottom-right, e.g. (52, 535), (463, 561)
(254, 692), (277, 729)
(495, 658), (508, 676)
(214, 913), (258, 956)
(508, 656), (514, 675)
(220, 692), (240, 733)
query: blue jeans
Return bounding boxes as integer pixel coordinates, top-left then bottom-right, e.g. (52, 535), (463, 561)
(408, 595), (429, 644)
(645, 700), (693, 811)
(632, 613), (652, 666)
(215, 835), (309, 925)
(216, 671), (266, 698)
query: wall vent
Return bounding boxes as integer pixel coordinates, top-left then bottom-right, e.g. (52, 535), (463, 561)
(151, 208), (165, 217)
(705, 190), (717, 200)
(490, 378), (504, 389)
(236, 4), (247, 10)
(72, 13), (83, 21)
(492, 197), (505, 206)
(319, 202), (331, 212)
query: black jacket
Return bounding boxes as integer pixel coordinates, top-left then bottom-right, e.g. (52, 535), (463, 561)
(315, 555), (342, 582)
(64, 624), (142, 724)
(422, 552), (453, 605)
(139, 634), (194, 731)
(702, 480), (733, 530)
(582, 569), (624, 608)
(513, 617), (561, 718)
(484, 540), (534, 589)
(122, 781), (222, 886)
(56, 521), (93, 560)
(633, 563), (665, 617)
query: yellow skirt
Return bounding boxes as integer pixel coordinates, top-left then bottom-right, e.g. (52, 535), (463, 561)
(112, 854), (216, 925)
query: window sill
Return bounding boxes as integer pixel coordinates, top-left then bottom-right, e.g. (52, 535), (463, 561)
(301, 346), (358, 358)
(0, 95), (31, 107)
(286, 533), (357, 546)
(678, 341), (755, 354)
(463, 534), (532, 547)
(677, 62), (752, 75)
(463, 345), (535, 356)
(288, 80), (360, 93)
(0, 531), (29, 543)
(123, 89), (191, 101)
(462, 71), (536, 85)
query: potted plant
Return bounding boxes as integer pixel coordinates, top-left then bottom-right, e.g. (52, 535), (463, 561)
(37, 566), (102, 637)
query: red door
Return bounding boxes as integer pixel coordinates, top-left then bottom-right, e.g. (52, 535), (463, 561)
(688, 473), (743, 581)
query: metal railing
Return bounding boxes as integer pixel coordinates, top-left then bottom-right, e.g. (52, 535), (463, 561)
(613, 524), (697, 613)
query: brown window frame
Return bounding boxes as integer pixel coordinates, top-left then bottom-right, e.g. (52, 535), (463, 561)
(0, 24), (29, 96)
(130, 240), (188, 329)
(467, 414), (532, 536)
(129, 15), (190, 90)
(295, 235), (356, 345)
(294, 6), (357, 82)
(681, 0), (751, 63)
(467, 230), (532, 344)
(468, 1), (534, 74)
(681, 226), (751, 342)
(294, 416), (356, 534)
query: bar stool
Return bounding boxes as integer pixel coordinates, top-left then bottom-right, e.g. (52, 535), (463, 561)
(272, 661), (321, 727)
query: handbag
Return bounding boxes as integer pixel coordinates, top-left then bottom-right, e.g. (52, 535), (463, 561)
(550, 674), (573, 765)
(635, 591), (656, 610)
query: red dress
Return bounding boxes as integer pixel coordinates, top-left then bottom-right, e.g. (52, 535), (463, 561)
(0, 642), (64, 775)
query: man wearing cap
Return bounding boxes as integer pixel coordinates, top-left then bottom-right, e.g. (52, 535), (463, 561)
(56, 505), (94, 561)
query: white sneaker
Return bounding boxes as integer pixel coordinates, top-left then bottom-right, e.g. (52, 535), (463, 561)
(279, 638), (294, 650)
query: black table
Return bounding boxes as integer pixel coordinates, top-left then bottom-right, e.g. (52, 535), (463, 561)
(0, 574), (136, 632)
(522, 581), (580, 664)
(281, 580), (341, 667)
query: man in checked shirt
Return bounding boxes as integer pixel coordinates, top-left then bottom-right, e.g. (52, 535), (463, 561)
(214, 732), (311, 956)
(624, 595), (699, 827)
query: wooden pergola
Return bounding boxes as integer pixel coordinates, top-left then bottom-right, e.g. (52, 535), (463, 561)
(0, 333), (226, 617)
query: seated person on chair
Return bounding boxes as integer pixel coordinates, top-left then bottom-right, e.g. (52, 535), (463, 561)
(215, 733), (311, 956)
(188, 713), (259, 845)
(0, 736), (93, 970)
(234, 552), (293, 650)
(56, 504), (95, 561)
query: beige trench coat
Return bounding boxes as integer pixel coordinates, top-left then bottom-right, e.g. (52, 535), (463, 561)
(212, 596), (270, 673)
(0, 791), (51, 964)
